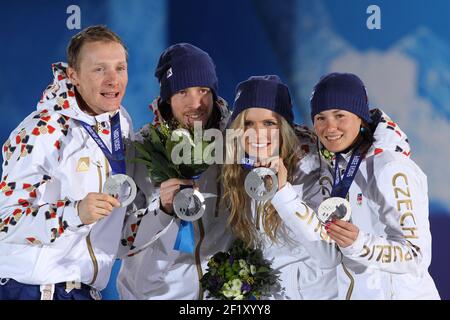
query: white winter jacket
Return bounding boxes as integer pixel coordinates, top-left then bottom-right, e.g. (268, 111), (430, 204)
(0, 63), (134, 290)
(271, 109), (440, 300)
(117, 98), (235, 300)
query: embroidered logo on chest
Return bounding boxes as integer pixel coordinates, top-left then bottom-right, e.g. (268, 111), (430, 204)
(76, 157), (90, 172)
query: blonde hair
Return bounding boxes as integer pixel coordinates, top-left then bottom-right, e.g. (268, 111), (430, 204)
(221, 110), (300, 248)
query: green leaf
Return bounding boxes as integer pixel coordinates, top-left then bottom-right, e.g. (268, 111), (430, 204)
(149, 126), (169, 156)
(256, 266), (270, 274)
(133, 141), (152, 160)
(130, 158), (154, 167)
(149, 169), (170, 183)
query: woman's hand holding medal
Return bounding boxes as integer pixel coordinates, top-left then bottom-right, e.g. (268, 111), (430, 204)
(244, 156), (287, 202)
(254, 156), (287, 191)
(325, 219), (359, 247)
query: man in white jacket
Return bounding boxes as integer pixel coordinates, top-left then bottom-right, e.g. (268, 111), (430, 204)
(117, 43), (234, 300)
(0, 25), (133, 300)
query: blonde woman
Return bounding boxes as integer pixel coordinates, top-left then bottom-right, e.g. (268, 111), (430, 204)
(222, 75), (339, 299)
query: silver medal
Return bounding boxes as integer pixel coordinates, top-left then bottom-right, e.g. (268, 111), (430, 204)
(317, 197), (352, 224)
(244, 167), (278, 201)
(173, 188), (206, 222)
(103, 174), (137, 207)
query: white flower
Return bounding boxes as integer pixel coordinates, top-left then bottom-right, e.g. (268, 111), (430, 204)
(171, 128), (195, 147)
(231, 278), (243, 291)
(238, 259), (248, 269)
(221, 279), (243, 298)
(221, 283), (234, 298)
(250, 265), (257, 275)
(238, 259), (250, 277)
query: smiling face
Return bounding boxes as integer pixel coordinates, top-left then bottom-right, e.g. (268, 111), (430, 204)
(242, 108), (280, 160)
(169, 86), (214, 128)
(67, 41), (128, 115)
(313, 109), (362, 153)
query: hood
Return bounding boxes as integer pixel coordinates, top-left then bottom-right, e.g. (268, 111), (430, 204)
(37, 62), (124, 126)
(366, 108), (411, 158)
(292, 124), (321, 176)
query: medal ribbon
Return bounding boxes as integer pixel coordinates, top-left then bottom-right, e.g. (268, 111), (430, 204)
(331, 151), (363, 199)
(77, 112), (126, 175)
(173, 175), (200, 254)
(240, 155), (257, 170)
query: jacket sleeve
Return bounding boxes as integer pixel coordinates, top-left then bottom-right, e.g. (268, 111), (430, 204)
(0, 114), (83, 245)
(271, 148), (341, 269)
(339, 160), (431, 276)
(272, 182), (342, 269)
(117, 143), (175, 258)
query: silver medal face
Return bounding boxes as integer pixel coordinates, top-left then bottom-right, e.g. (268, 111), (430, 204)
(317, 197), (352, 224)
(173, 188), (206, 222)
(103, 174), (137, 207)
(244, 167), (278, 201)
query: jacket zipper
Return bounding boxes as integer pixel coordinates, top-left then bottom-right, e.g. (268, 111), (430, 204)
(341, 261), (354, 300)
(87, 157), (108, 285)
(195, 218), (206, 300)
(86, 232), (98, 285)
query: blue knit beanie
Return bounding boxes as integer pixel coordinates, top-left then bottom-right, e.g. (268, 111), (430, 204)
(310, 72), (371, 123)
(229, 75), (294, 126)
(154, 43), (218, 102)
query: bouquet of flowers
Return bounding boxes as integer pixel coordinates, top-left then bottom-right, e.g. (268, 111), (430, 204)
(200, 239), (280, 300)
(133, 122), (213, 183)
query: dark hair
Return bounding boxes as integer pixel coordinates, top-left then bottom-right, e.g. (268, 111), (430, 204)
(349, 120), (375, 155)
(67, 25), (128, 69)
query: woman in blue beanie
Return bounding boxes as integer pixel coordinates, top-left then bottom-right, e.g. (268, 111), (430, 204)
(272, 72), (440, 299)
(222, 75), (339, 299)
